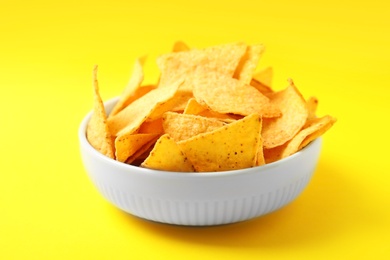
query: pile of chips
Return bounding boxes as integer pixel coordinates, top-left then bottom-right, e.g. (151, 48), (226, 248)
(86, 41), (336, 172)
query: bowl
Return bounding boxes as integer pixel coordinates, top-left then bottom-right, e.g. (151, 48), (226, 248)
(79, 97), (322, 226)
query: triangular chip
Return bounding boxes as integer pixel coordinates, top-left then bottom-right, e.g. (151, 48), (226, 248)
(107, 77), (183, 136)
(280, 115), (335, 158)
(252, 66), (273, 88)
(172, 41), (190, 52)
(141, 134), (195, 172)
(255, 135), (265, 166)
(262, 79), (308, 149)
(306, 96), (319, 121)
(115, 133), (159, 162)
(86, 65), (115, 159)
(298, 115), (336, 150)
(192, 70), (281, 118)
(110, 57), (146, 116)
(184, 98), (238, 121)
(234, 44), (265, 84)
(138, 118), (164, 134)
(264, 115), (336, 162)
(157, 42), (247, 91)
(183, 98), (207, 115)
(162, 112), (226, 141)
(125, 137), (159, 165)
(178, 114), (262, 172)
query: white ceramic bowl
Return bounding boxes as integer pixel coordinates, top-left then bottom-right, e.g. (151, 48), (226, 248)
(79, 98), (322, 226)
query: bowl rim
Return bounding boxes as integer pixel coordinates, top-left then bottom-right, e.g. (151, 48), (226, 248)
(79, 97), (321, 178)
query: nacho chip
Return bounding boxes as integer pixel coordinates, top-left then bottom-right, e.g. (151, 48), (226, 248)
(253, 66), (273, 88)
(107, 77), (183, 136)
(172, 41), (190, 52)
(86, 65), (115, 159)
(306, 96), (319, 120)
(178, 113), (262, 172)
(163, 112), (226, 141)
(298, 115), (336, 150)
(262, 79), (308, 149)
(183, 98), (207, 115)
(169, 89), (193, 112)
(138, 118), (164, 134)
(255, 135), (266, 166)
(115, 133), (159, 162)
(279, 115), (335, 158)
(141, 134), (195, 172)
(157, 42), (247, 91)
(263, 144), (286, 164)
(264, 115), (336, 161)
(192, 70), (281, 118)
(125, 137), (159, 165)
(183, 98), (236, 120)
(234, 44), (265, 84)
(110, 57), (146, 116)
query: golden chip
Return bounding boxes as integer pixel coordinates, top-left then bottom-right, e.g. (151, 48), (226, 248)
(107, 77), (183, 136)
(115, 133), (159, 162)
(184, 98), (238, 121)
(86, 65), (115, 159)
(234, 44), (265, 84)
(262, 79), (308, 149)
(162, 112), (226, 141)
(298, 115), (336, 150)
(264, 115), (336, 162)
(109, 57), (146, 116)
(178, 113), (262, 172)
(138, 118), (164, 134)
(192, 70), (281, 118)
(306, 96), (319, 121)
(157, 42), (247, 91)
(125, 137), (159, 165)
(252, 66), (273, 88)
(141, 134), (195, 172)
(172, 41), (190, 52)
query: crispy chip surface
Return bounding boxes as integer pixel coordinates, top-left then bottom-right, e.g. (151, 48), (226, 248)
(192, 70), (281, 118)
(115, 133), (159, 162)
(157, 42), (247, 91)
(86, 66), (115, 159)
(262, 79), (308, 148)
(141, 134), (195, 172)
(234, 44), (264, 84)
(178, 113), (262, 172)
(110, 57), (146, 116)
(107, 77), (183, 136)
(163, 112), (226, 141)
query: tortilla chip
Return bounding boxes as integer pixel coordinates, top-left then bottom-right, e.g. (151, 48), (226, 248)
(253, 66), (273, 88)
(162, 112), (226, 141)
(262, 79), (309, 149)
(107, 77), (183, 136)
(306, 96), (319, 121)
(298, 115), (337, 150)
(178, 113), (262, 172)
(86, 65), (115, 159)
(115, 133), (159, 162)
(192, 70), (281, 118)
(110, 57), (146, 116)
(141, 134), (195, 172)
(157, 42), (247, 91)
(138, 118), (164, 134)
(172, 41), (190, 52)
(125, 137), (159, 165)
(234, 44), (265, 84)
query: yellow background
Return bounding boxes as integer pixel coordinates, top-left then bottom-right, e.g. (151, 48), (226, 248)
(1, 0), (389, 259)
